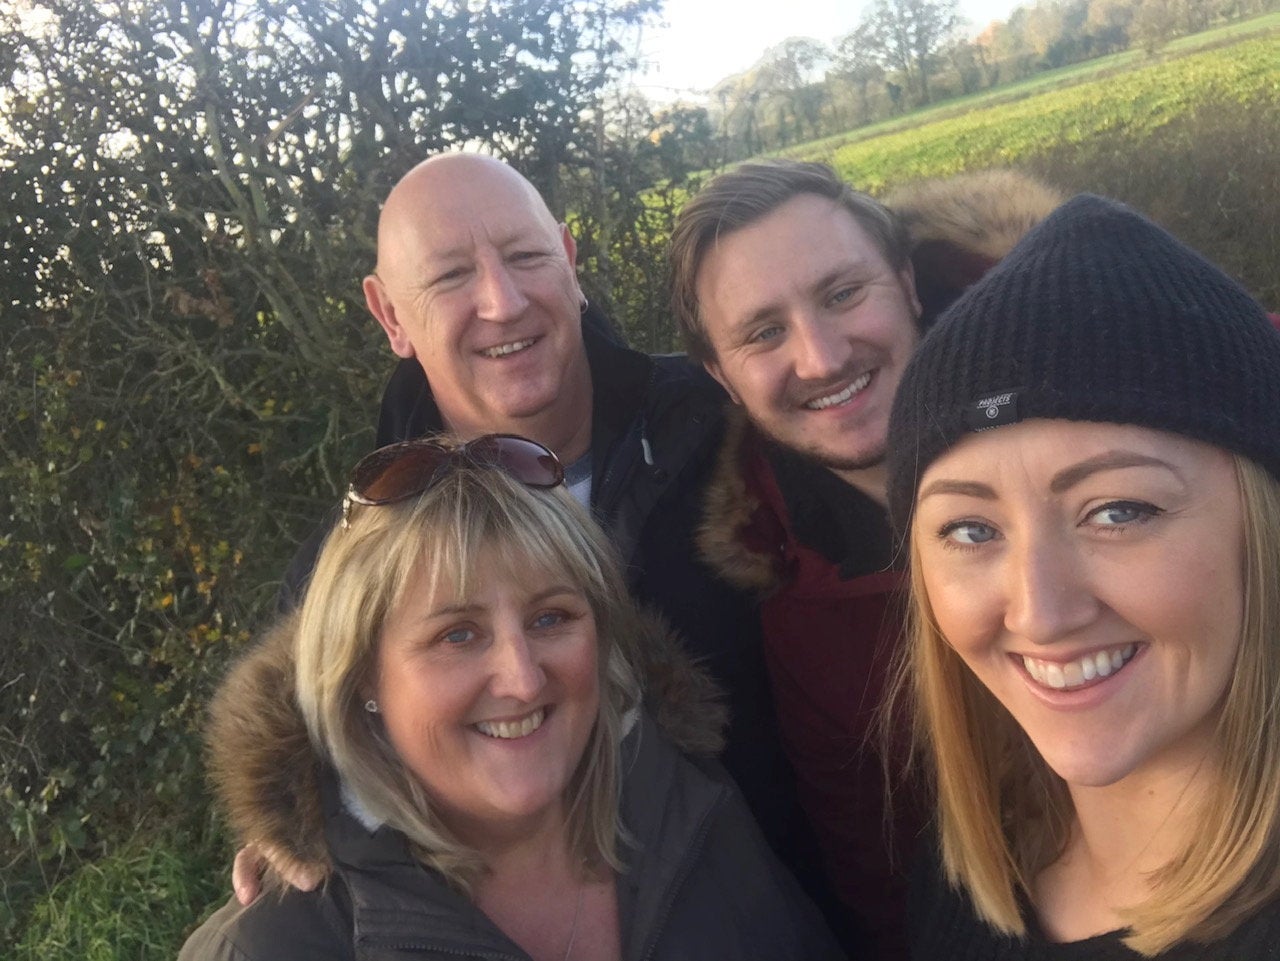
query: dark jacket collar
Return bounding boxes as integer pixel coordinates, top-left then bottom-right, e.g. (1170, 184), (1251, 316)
(697, 411), (893, 594)
(763, 442), (894, 579)
(583, 315), (652, 483)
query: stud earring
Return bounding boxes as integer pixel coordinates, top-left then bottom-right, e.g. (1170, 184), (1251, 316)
(364, 699), (379, 714)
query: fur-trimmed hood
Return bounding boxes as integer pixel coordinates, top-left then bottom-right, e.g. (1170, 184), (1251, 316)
(699, 170), (1065, 593)
(886, 168), (1066, 328)
(206, 605), (727, 886)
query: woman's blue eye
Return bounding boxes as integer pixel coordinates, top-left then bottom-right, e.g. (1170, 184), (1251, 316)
(1089, 501), (1160, 527)
(441, 626), (475, 645)
(531, 610), (566, 630)
(940, 521), (997, 546)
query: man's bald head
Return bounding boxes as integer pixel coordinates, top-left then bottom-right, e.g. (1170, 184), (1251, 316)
(374, 154), (561, 279)
(361, 152), (592, 460)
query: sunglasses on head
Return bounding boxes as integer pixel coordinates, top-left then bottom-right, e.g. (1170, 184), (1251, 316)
(341, 433), (565, 528)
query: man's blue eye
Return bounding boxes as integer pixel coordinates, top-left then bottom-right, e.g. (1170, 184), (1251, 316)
(433, 267), (468, 285)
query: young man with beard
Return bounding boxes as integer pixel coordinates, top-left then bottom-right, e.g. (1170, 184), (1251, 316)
(669, 160), (1063, 957)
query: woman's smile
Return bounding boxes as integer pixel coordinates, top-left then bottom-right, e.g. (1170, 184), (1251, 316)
(1016, 643), (1139, 692)
(473, 706), (548, 740)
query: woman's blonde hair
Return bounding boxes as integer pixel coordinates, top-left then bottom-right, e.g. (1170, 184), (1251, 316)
(292, 457), (641, 890)
(901, 454), (1280, 955)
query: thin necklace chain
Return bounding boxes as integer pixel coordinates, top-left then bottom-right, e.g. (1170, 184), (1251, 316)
(562, 880), (585, 961)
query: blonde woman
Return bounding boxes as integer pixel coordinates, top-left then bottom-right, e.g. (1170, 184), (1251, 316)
(182, 434), (843, 961)
(885, 195), (1280, 959)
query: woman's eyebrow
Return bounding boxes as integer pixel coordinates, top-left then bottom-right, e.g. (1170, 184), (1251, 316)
(917, 479), (996, 501)
(1049, 451), (1181, 494)
(918, 451), (1183, 503)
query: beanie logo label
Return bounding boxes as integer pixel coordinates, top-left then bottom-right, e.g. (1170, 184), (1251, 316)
(965, 389), (1022, 431)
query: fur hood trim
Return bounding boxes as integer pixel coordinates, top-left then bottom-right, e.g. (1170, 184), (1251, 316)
(697, 408), (781, 595)
(205, 613), (329, 890)
(886, 169), (1066, 327)
(206, 606), (727, 884)
(698, 170), (1065, 592)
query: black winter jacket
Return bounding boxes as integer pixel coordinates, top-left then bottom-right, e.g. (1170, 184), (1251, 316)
(908, 835), (1280, 960)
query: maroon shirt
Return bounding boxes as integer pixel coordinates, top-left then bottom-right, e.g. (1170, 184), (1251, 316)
(735, 436), (924, 959)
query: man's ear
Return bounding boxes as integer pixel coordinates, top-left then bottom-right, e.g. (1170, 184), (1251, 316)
(897, 259), (923, 322)
(703, 357), (742, 405)
(363, 274), (416, 359)
(558, 224), (586, 307)
(559, 223), (578, 266)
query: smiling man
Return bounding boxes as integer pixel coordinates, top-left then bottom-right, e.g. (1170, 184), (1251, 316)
(669, 159), (1063, 956)
(362, 154), (595, 465)
(681, 176), (921, 494)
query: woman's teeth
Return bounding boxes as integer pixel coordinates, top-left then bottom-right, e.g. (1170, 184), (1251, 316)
(805, 371), (872, 410)
(475, 708), (545, 739)
(1022, 645), (1136, 690)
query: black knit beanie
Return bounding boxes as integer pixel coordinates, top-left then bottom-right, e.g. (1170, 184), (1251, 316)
(886, 193), (1280, 535)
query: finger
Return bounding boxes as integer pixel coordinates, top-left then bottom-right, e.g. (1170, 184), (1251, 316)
(232, 845), (265, 906)
(281, 861), (324, 892)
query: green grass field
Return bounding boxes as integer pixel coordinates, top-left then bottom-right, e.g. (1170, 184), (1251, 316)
(784, 13), (1280, 157)
(784, 16), (1279, 192)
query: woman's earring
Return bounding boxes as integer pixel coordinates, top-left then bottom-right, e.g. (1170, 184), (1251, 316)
(364, 699), (379, 714)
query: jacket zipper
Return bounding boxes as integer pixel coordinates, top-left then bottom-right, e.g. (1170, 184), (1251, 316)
(636, 793), (723, 961)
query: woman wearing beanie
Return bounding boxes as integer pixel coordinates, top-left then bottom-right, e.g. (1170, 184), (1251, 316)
(885, 194), (1280, 960)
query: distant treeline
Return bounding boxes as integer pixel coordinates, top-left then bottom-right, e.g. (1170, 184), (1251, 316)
(694, 0), (1280, 159)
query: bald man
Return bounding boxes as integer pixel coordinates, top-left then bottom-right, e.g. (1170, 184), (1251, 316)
(273, 154), (806, 897)
(361, 154), (595, 465)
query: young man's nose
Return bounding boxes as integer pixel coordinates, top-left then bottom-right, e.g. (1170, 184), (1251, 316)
(791, 313), (850, 382)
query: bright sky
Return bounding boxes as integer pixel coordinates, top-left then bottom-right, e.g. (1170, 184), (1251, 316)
(632, 0), (1024, 101)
